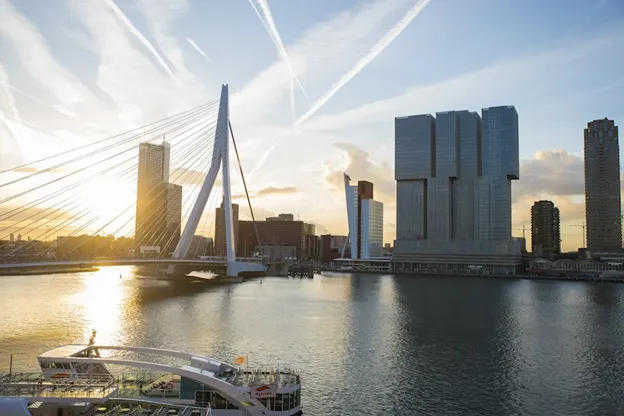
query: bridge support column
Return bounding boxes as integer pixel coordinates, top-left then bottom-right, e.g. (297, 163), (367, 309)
(172, 84), (266, 278)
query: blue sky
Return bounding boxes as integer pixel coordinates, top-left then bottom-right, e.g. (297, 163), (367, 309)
(0, 0), (623, 250)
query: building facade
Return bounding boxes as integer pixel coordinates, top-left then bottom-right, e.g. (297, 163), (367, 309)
(320, 234), (349, 263)
(237, 217), (316, 259)
(215, 201), (239, 257)
(531, 200), (560, 259)
(584, 118), (621, 253)
(344, 174), (384, 260)
(393, 106), (522, 274)
(135, 142), (181, 255)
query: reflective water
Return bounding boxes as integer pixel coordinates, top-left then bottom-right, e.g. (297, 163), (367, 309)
(2, 266), (624, 415)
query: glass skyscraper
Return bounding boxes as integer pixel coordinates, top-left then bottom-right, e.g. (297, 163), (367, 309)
(344, 174), (384, 259)
(393, 106), (522, 274)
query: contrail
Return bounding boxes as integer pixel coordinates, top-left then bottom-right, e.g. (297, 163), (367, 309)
(247, 142), (276, 180)
(185, 37), (210, 60)
(246, 0), (310, 105)
(104, 0), (180, 84)
(295, 0), (433, 127)
(0, 61), (23, 129)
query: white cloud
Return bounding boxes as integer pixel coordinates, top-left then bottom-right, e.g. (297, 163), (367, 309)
(133, 0), (195, 82)
(232, 0), (413, 124)
(105, 0), (179, 83)
(305, 25), (624, 132)
(246, 0), (310, 114)
(0, 0), (99, 109)
(68, 0), (201, 127)
(295, 0), (433, 127)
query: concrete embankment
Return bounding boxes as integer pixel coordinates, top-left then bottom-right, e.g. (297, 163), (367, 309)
(1, 267), (100, 276)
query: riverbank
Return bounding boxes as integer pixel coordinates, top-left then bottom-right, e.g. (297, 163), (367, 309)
(325, 269), (624, 283)
(0, 266), (100, 276)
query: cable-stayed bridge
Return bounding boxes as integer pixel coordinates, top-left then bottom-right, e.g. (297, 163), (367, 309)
(0, 85), (266, 277)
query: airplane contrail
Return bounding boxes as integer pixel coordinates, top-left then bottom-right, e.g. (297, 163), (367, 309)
(104, 0), (180, 84)
(246, 0), (310, 105)
(185, 37), (210, 60)
(0, 61), (23, 129)
(295, 0), (433, 127)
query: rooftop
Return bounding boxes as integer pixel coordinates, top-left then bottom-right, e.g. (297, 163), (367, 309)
(39, 345), (90, 358)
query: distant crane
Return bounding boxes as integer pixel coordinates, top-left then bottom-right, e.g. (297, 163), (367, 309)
(571, 222), (586, 248)
(513, 224), (528, 240)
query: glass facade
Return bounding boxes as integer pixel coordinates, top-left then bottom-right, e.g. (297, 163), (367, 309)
(394, 106), (521, 269)
(361, 199), (383, 258)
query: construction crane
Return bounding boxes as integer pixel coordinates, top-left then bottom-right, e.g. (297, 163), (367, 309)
(571, 222), (586, 248)
(513, 224), (527, 240)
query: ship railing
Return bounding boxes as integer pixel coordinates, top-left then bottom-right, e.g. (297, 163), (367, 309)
(234, 365), (300, 388)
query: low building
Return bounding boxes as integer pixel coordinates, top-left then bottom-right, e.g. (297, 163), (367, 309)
(256, 244), (296, 262)
(237, 216), (316, 259)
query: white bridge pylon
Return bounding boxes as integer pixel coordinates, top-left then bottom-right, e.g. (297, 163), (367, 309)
(172, 84), (265, 277)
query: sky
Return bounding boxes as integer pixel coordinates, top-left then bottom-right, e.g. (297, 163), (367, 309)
(0, 0), (623, 251)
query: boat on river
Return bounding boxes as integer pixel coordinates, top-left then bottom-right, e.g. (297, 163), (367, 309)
(0, 343), (303, 416)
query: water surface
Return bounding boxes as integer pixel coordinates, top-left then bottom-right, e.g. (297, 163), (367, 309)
(1, 266), (624, 415)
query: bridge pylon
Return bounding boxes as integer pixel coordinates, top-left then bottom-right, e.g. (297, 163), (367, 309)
(171, 84), (266, 278)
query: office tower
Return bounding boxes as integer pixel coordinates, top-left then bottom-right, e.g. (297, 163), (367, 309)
(531, 200), (561, 259)
(215, 201), (239, 256)
(160, 183), (182, 254)
(393, 106), (521, 274)
(135, 142), (178, 253)
(344, 174), (383, 259)
(584, 118), (621, 252)
(9, 233), (14, 242)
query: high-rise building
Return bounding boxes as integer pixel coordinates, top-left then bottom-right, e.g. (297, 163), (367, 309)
(584, 118), (621, 252)
(393, 106), (522, 274)
(135, 142), (181, 254)
(215, 201), (239, 256)
(344, 174), (383, 259)
(531, 200), (560, 259)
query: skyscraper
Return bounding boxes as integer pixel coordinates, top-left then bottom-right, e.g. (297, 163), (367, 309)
(531, 200), (560, 259)
(135, 142), (181, 254)
(215, 201), (239, 256)
(344, 174), (383, 259)
(393, 106), (522, 274)
(584, 118), (621, 252)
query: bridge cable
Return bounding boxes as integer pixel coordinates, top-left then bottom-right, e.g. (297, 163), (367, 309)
(0, 115), (217, 236)
(7, 122), (216, 261)
(131, 128), (216, 252)
(62, 128), (216, 260)
(0, 103), (219, 189)
(0, 107), (219, 205)
(229, 121), (262, 248)
(0, 100), (218, 175)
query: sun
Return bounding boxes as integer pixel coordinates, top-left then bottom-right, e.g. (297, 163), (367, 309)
(78, 178), (137, 233)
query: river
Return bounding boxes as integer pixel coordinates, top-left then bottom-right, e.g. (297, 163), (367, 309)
(1, 266), (624, 415)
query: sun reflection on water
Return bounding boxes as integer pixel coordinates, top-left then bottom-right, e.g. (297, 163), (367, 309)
(70, 267), (127, 346)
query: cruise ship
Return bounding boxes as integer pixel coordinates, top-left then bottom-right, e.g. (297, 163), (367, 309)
(0, 343), (303, 416)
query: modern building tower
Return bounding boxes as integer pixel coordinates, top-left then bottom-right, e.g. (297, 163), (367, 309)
(215, 201), (239, 257)
(584, 118), (621, 253)
(531, 200), (560, 259)
(135, 142), (181, 255)
(393, 106), (522, 274)
(344, 174), (383, 259)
